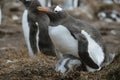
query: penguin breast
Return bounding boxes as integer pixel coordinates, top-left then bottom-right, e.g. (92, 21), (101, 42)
(48, 25), (79, 57)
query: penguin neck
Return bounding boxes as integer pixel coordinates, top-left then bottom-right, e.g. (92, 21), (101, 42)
(27, 7), (40, 15)
(28, 10), (50, 25)
(49, 14), (74, 26)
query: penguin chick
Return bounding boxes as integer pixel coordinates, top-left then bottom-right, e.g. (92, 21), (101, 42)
(55, 54), (81, 73)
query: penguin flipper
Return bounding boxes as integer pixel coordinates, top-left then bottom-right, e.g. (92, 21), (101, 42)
(74, 33), (99, 69)
(28, 14), (38, 54)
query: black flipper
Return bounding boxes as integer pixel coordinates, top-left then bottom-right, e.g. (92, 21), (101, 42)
(74, 33), (99, 69)
(28, 14), (38, 54)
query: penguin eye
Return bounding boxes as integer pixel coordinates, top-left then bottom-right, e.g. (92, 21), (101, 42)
(54, 10), (59, 13)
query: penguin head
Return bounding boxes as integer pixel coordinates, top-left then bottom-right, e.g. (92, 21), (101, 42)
(19, 0), (41, 9)
(37, 5), (68, 25)
(19, 0), (32, 8)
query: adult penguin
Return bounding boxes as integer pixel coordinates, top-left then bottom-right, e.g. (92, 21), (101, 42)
(19, 0), (55, 56)
(37, 6), (115, 73)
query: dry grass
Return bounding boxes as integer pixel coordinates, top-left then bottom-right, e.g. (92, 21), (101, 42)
(0, 48), (120, 80)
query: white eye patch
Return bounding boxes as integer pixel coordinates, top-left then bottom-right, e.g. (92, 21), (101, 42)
(54, 6), (62, 12)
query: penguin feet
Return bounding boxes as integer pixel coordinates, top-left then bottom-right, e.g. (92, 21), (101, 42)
(55, 55), (81, 74)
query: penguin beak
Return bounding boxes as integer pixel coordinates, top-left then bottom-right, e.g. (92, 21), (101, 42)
(37, 7), (52, 12)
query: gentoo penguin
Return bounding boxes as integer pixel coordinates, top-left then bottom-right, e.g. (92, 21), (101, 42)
(19, 0), (55, 56)
(37, 6), (115, 73)
(98, 10), (120, 23)
(102, 0), (120, 4)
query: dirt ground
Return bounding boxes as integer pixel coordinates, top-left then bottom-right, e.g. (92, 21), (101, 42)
(0, 0), (120, 80)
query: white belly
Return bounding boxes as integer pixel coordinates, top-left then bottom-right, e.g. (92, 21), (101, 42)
(73, 0), (78, 8)
(48, 25), (79, 57)
(22, 10), (34, 56)
(0, 7), (2, 25)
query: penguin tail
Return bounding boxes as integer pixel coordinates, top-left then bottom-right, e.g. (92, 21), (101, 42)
(101, 52), (116, 67)
(106, 53), (116, 65)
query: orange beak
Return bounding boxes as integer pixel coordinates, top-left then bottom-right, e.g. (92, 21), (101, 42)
(37, 7), (51, 12)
